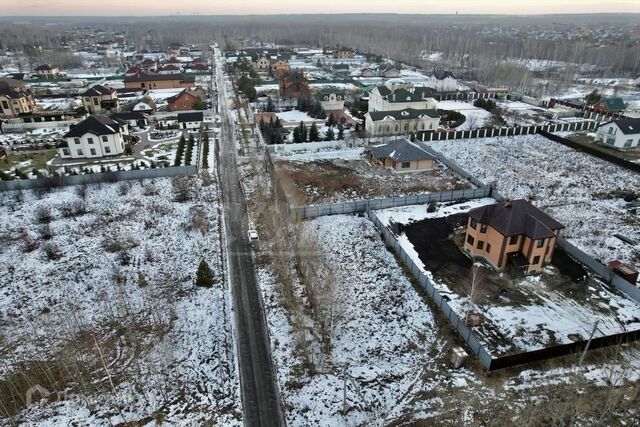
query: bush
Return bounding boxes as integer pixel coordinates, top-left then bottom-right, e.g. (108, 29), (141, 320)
(59, 199), (88, 217)
(172, 176), (193, 202)
(195, 259), (214, 288)
(42, 242), (62, 260)
(34, 206), (53, 224)
(473, 98), (496, 112)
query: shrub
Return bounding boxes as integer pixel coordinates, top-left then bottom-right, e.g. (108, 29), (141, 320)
(195, 260), (214, 288)
(59, 199), (88, 217)
(42, 242), (62, 260)
(34, 206), (53, 224)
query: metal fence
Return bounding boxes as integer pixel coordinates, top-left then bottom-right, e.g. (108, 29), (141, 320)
(292, 187), (491, 219)
(367, 208), (494, 369)
(0, 165), (197, 192)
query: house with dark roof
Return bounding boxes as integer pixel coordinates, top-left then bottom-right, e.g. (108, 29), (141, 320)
(361, 64), (400, 78)
(124, 72), (195, 90)
(111, 111), (149, 128)
(158, 64), (182, 75)
(364, 108), (440, 137)
(34, 64), (59, 79)
(59, 114), (129, 159)
(317, 90), (345, 112)
(367, 138), (435, 172)
(426, 70), (458, 92)
(464, 199), (565, 274)
(80, 84), (118, 114)
(177, 111), (204, 130)
(0, 79), (36, 118)
(595, 118), (640, 149)
(369, 80), (438, 112)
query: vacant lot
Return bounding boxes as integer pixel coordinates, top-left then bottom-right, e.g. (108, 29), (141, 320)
(427, 134), (640, 281)
(274, 152), (471, 206)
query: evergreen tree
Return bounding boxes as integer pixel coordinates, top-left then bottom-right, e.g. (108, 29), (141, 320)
(309, 123), (320, 141)
(337, 123), (345, 140)
(292, 126), (301, 143)
(195, 259), (214, 288)
(327, 113), (337, 127)
(325, 127), (335, 141)
(265, 96), (275, 112)
(300, 122), (308, 141)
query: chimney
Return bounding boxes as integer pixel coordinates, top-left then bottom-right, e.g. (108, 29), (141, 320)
(503, 199), (512, 208)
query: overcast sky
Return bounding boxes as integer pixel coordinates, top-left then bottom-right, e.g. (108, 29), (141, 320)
(2, 0), (639, 16)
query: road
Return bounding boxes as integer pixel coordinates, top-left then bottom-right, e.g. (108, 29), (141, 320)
(213, 48), (284, 427)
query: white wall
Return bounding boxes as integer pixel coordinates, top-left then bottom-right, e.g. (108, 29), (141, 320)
(596, 123), (640, 149)
(60, 132), (126, 159)
(365, 115), (439, 137)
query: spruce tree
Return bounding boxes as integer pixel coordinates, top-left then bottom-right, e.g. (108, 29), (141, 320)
(309, 123), (320, 141)
(195, 260), (214, 288)
(325, 127), (335, 141)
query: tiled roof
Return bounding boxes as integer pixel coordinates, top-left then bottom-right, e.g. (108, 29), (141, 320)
(369, 138), (434, 162)
(63, 114), (123, 138)
(367, 108), (439, 121)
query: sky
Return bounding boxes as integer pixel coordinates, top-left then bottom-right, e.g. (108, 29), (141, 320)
(1, 0), (639, 16)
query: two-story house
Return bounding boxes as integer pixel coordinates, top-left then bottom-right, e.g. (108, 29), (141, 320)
(34, 64), (59, 79)
(595, 118), (640, 149)
(317, 90), (345, 112)
(425, 70), (458, 92)
(463, 199), (565, 274)
(59, 115), (129, 159)
(80, 84), (118, 114)
(364, 108), (440, 137)
(368, 80), (438, 112)
(0, 79), (36, 118)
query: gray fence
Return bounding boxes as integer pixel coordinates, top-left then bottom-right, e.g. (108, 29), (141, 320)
(367, 208), (494, 369)
(0, 165), (197, 192)
(418, 144), (487, 189)
(292, 187), (491, 219)
(416, 120), (597, 142)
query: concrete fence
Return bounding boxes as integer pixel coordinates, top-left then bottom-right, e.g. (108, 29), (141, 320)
(292, 187), (491, 219)
(0, 165), (197, 192)
(266, 139), (362, 154)
(367, 208), (494, 369)
(416, 120), (597, 142)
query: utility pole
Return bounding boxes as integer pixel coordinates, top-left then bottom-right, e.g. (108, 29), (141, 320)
(579, 320), (600, 366)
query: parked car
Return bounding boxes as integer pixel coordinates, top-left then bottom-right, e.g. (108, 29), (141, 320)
(248, 230), (259, 242)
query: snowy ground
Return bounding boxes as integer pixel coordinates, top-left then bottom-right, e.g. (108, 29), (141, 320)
(0, 177), (241, 425)
(374, 199), (640, 357)
(496, 101), (548, 126)
(437, 101), (493, 130)
(0, 127), (67, 146)
(425, 134), (640, 279)
(259, 215), (438, 425)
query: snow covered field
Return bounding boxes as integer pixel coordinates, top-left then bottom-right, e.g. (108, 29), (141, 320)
(437, 101), (493, 130)
(426, 134), (640, 279)
(259, 215), (437, 425)
(0, 177), (241, 425)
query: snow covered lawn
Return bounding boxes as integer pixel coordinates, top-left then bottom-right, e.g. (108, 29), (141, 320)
(259, 215), (437, 425)
(426, 134), (640, 280)
(0, 177), (240, 425)
(276, 110), (323, 124)
(437, 101), (493, 130)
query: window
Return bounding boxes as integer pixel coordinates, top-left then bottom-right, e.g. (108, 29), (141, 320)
(102, 136), (108, 142)
(77, 149), (84, 156)
(470, 219), (477, 229)
(480, 224), (487, 233)
(537, 239), (545, 248)
(87, 137), (94, 144)
(467, 235), (475, 245)
(486, 243), (491, 253)
(62, 148), (70, 156)
(477, 241), (484, 250)
(93, 98), (99, 105)
(509, 235), (518, 245)
(90, 148), (97, 155)
(74, 137), (80, 144)
(533, 256), (541, 265)
(625, 139), (633, 147)
(1, 101), (8, 109)
(401, 161), (411, 169)
(104, 146), (111, 154)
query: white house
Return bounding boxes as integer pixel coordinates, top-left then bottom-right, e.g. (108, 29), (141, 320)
(317, 90), (345, 111)
(365, 108), (440, 137)
(425, 70), (458, 92)
(178, 111), (204, 130)
(595, 119), (640, 149)
(133, 96), (156, 112)
(368, 80), (438, 112)
(59, 115), (129, 159)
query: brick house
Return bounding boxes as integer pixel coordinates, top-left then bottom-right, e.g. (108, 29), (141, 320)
(124, 73), (195, 89)
(167, 89), (202, 112)
(367, 138), (435, 172)
(463, 200), (565, 274)
(279, 70), (310, 99)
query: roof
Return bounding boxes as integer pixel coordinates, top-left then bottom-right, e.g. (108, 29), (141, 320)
(63, 115), (123, 138)
(112, 111), (148, 121)
(161, 64), (181, 71)
(167, 89), (199, 104)
(35, 64), (56, 71)
(468, 199), (565, 240)
(0, 80), (30, 99)
(177, 111), (204, 122)
(124, 73), (195, 84)
(375, 85), (437, 103)
(598, 97), (626, 112)
(369, 138), (434, 162)
(432, 70), (456, 80)
(600, 118), (640, 135)
(332, 64), (350, 70)
(367, 108), (439, 122)
(82, 84), (116, 96)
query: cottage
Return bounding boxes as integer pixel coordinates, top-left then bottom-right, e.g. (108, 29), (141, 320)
(333, 48), (355, 59)
(139, 58), (158, 72)
(124, 73), (195, 89)
(34, 64), (59, 79)
(270, 60), (290, 78)
(59, 115), (129, 159)
(111, 111), (149, 128)
(0, 79), (36, 118)
(253, 55), (271, 72)
(133, 96), (156, 113)
(361, 64), (400, 78)
(158, 64), (182, 75)
(279, 70), (310, 99)
(464, 200), (565, 274)
(368, 80), (438, 112)
(595, 118), (640, 149)
(80, 84), (118, 114)
(167, 89), (203, 112)
(593, 97), (627, 113)
(177, 111), (204, 130)
(425, 70), (458, 92)
(364, 108), (440, 137)
(317, 90), (345, 112)
(367, 138), (435, 172)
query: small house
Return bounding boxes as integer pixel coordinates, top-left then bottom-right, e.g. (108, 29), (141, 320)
(367, 138), (435, 172)
(595, 118), (640, 149)
(177, 111), (204, 130)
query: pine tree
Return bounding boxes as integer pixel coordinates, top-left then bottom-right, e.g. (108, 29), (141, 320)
(325, 127), (335, 141)
(309, 123), (320, 141)
(300, 122), (308, 142)
(292, 126), (301, 143)
(337, 123), (345, 140)
(195, 259), (214, 288)
(265, 96), (275, 112)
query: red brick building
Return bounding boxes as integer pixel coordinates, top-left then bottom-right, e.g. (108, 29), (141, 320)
(278, 70), (310, 99)
(167, 89), (202, 112)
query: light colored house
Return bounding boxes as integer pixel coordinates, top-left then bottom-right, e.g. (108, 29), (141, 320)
(34, 64), (59, 79)
(365, 108), (440, 137)
(595, 119), (640, 149)
(464, 199), (565, 274)
(158, 64), (182, 75)
(361, 64), (400, 78)
(333, 48), (355, 59)
(133, 96), (156, 112)
(367, 138), (435, 172)
(368, 80), (437, 112)
(0, 79), (36, 118)
(425, 70), (458, 92)
(111, 111), (149, 128)
(59, 115), (129, 159)
(80, 84), (118, 114)
(124, 73), (195, 89)
(270, 60), (290, 78)
(253, 56), (271, 72)
(177, 111), (203, 130)
(317, 90), (345, 112)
